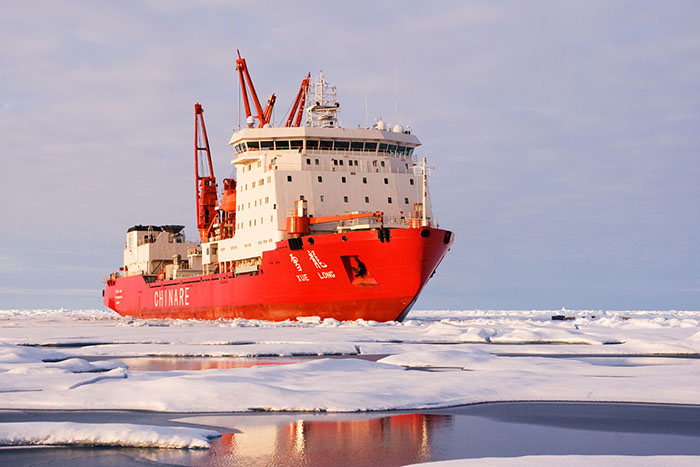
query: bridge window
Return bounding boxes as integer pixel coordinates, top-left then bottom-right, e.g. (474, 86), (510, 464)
(365, 142), (377, 152)
(320, 140), (334, 150)
(276, 140), (290, 150)
(307, 140), (319, 150)
(378, 143), (387, 152)
(335, 140), (350, 151)
(260, 140), (273, 150)
(351, 141), (364, 151)
(397, 145), (406, 155)
(247, 141), (259, 150)
(387, 144), (397, 153)
(290, 140), (303, 150)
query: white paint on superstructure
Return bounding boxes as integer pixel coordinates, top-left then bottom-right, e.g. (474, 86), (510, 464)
(123, 227), (198, 277)
(200, 125), (434, 267)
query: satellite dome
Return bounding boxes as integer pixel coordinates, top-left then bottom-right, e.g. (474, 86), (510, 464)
(375, 119), (386, 131)
(392, 124), (403, 133)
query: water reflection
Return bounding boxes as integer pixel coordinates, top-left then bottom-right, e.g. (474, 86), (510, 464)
(198, 413), (451, 466)
(122, 357), (297, 372)
(3, 404), (700, 466)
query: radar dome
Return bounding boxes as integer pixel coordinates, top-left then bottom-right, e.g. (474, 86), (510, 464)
(392, 124), (403, 133)
(375, 119), (386, 131)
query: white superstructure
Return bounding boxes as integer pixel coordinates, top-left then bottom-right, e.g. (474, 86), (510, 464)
(201, 74), (434, 270)
(122, 225), (199, 277)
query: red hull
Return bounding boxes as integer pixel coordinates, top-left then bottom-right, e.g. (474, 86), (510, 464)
(104, 227), (453, 322)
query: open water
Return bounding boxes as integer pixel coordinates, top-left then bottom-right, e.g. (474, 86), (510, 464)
(1, 402), (699, 466)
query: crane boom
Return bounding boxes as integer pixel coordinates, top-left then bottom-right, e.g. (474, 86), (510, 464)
(285, 73), (310, 127)
(194, 103), (218, 243)
(309, 211), (384, 226)
(262, 93), (276, 127)
(235, 50), (268, 128)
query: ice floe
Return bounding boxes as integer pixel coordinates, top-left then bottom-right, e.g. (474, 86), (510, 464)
(0, 308), (699, 413)
(0, 422), (219, 448)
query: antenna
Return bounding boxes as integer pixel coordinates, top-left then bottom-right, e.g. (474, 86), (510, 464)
(393, 67), (398, 123)
(364, 88), (368, 128)
(237, 73), (241, 130)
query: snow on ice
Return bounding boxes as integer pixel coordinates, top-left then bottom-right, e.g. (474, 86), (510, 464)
(0, 422), (219, 449)
(1, 308), (699, 414)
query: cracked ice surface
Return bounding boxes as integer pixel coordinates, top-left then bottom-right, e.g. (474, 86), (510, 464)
(0, 308), (699, 413)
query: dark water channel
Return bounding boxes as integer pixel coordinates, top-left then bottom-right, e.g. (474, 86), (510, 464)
(2, 402), (700, 466)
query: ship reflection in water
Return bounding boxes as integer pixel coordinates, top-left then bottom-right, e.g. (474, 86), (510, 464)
(121, 356), (298, 372)
(197, 413), (451, 467)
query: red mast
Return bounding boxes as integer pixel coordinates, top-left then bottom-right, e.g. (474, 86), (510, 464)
(194, 103), (218, 243)
(285, 72), (310, 127)
(235, 50), (275, 128)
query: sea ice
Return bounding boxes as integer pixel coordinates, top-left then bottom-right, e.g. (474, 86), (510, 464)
(0, 422), (220, 449)
(1, 308), (699, 413)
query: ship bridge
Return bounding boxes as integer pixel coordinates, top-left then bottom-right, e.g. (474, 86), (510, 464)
(200, 72), (434, 271)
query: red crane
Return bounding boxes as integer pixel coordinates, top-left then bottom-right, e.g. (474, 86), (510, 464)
(194, 103), (218, 243)
(235, 50), (275, 128)
(285, 72), (310, 127)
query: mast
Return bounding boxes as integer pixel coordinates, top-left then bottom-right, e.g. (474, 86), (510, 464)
(235, 50), (274, 128)
(194, 103), (219, 243)
(306, 72), (340, 128)
(422, 157), (428, 227)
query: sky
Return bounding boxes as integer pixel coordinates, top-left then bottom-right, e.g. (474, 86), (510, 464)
(1, 0), (699, 311)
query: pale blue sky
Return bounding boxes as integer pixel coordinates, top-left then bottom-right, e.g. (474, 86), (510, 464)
(1, 0), (699, 310)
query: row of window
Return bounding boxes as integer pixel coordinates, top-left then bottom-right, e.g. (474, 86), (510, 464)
(316, 195), (410, 205)
(233, 139), (415, 156)
(239, 175), (272, 192)
(241, 160), (262, 172)
(304, 157), (387, 168)
(238, 196), (270, 211)
(237, 215), (274, 230)
(288, 174), (414, 186)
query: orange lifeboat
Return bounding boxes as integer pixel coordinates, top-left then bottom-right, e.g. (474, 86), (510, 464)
(221, 178), (237, 213)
